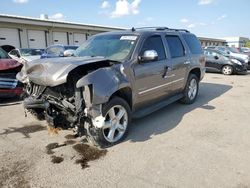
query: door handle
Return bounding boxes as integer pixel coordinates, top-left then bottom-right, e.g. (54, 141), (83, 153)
(162, 66), (168, 78)
(184, 61), (191, 65)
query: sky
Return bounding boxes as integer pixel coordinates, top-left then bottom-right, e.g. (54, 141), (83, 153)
(0, 0), (250, 38)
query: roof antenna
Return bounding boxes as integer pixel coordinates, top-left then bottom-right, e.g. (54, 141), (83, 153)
(131, 27), (136, 32)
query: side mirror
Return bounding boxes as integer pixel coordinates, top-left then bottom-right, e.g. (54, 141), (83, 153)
(214, 55), (219, 60)
(63, 50), (75, 57)
(139, 50), (158, 62)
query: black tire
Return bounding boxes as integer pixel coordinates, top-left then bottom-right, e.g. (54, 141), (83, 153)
(180, 74), (199, 104)
(222, 65), (233, 75)
(29, 109), (45, 121)
(86, 97), (131, 148)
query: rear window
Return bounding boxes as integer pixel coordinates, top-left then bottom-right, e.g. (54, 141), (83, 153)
(183, 34), (202, 55)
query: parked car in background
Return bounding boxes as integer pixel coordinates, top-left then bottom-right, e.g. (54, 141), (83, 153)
(205, 46), (249, 63)
(41, 45), (78, 59)
(238, 47), (250, 58)
(0, 47), (23, 98)
(8, 48), (44, 63)
(239, 47), (250, 53)
(204, 49), (248, 75)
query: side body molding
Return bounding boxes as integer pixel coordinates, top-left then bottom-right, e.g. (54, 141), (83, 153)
(76, 67), (130, 105)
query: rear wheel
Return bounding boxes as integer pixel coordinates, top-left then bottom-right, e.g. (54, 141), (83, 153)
(86, 97), (131, 148)
(180, 74), (199, 104)
(222, 65), (233, 75)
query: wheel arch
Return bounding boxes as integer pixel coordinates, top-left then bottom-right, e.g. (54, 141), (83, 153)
(109, 87), (133, 110)
(189, 68), (201, 81)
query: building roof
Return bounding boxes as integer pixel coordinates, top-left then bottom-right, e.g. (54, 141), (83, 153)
(0, 14), (125, 32)
(198, 37), (226, 42)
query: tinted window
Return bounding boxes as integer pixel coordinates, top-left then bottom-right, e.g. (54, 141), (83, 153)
(165, 35), (185, 58)
(141, 35), (166, 60)
(183, 34), (202, 54)
(0, 48), (8, 59)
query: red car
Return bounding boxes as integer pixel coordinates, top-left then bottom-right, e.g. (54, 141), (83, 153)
(0, 47), (23, 98)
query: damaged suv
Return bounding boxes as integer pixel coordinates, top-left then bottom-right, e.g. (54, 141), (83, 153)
(17, 27), (205, 147)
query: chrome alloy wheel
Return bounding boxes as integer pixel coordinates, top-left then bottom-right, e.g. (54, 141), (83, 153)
(102, 105), (128, 143)
(188, 78), (198, 100)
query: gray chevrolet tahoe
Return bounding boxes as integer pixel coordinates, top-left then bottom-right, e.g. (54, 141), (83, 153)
(17, 27), (205, 147)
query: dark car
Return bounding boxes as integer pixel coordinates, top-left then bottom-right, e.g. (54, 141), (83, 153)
(17, 27), (205, 147)
(0, 47), (23, 98)
(204, 49), (248, 75)
(41, 45), (78, 59)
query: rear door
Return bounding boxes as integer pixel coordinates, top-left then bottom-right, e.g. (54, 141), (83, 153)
(164, 35), (189, 92)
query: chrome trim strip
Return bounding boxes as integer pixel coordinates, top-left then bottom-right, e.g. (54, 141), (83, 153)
(138, 78), (184, 95)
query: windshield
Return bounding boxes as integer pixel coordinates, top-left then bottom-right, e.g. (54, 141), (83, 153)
(75, 34), (138, 62)
(20, 49), (43, 56)
(228, 47), (239, 53)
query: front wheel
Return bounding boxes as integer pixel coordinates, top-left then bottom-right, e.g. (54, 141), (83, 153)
(180, 74), (199, 104)
(222, 65), (233, 75)
(86, 97), (131, 148)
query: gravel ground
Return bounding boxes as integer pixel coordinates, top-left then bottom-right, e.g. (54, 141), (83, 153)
(0, 72), (250, 188)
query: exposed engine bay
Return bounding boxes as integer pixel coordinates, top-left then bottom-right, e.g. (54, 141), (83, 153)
(17, 56), (128, 145)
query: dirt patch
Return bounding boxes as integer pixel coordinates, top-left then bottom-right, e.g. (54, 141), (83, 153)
(45, 143), (66, 155)
(0, 161), (30, 188)
(51, 156), (64, 164)
(73, 144), (107, 169)
(47, 126), (62, 135)
(65, 134), (77, 140)
(64, 140), (77, 145)
(0, 124), (46, 138)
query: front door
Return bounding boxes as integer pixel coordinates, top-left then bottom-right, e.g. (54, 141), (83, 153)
(133, 35), (172, 110)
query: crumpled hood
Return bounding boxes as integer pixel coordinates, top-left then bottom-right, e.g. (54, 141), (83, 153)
(16, 56), (108, 87)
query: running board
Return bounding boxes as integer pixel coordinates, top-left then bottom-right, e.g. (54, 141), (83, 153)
(132, 93), (184, 119)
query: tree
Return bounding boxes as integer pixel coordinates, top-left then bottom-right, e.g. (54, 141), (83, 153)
(245, 41), (250, 48)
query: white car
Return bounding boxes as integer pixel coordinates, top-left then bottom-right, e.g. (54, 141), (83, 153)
(8, 48), (44, 63)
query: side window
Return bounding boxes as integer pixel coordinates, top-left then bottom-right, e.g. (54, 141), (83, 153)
(183, 34), (202, 54)
(165, 35), (185, 58)
(0, 48), (8, 59)
(140, 35), (166, 61)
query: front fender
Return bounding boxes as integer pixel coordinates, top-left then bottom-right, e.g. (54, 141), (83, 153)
(76, 67), (130, 105)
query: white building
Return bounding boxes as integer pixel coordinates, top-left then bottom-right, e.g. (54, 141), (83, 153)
(0, 14), (123, 52)
(222, 37), (249, 48)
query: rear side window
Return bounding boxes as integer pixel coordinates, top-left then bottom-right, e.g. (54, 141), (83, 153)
(165, 35), (185, 58)
(141, 35), (166, 61)
(183, 34), (202, 54)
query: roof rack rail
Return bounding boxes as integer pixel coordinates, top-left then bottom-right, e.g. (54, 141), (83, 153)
(131, 27), (190, 33)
